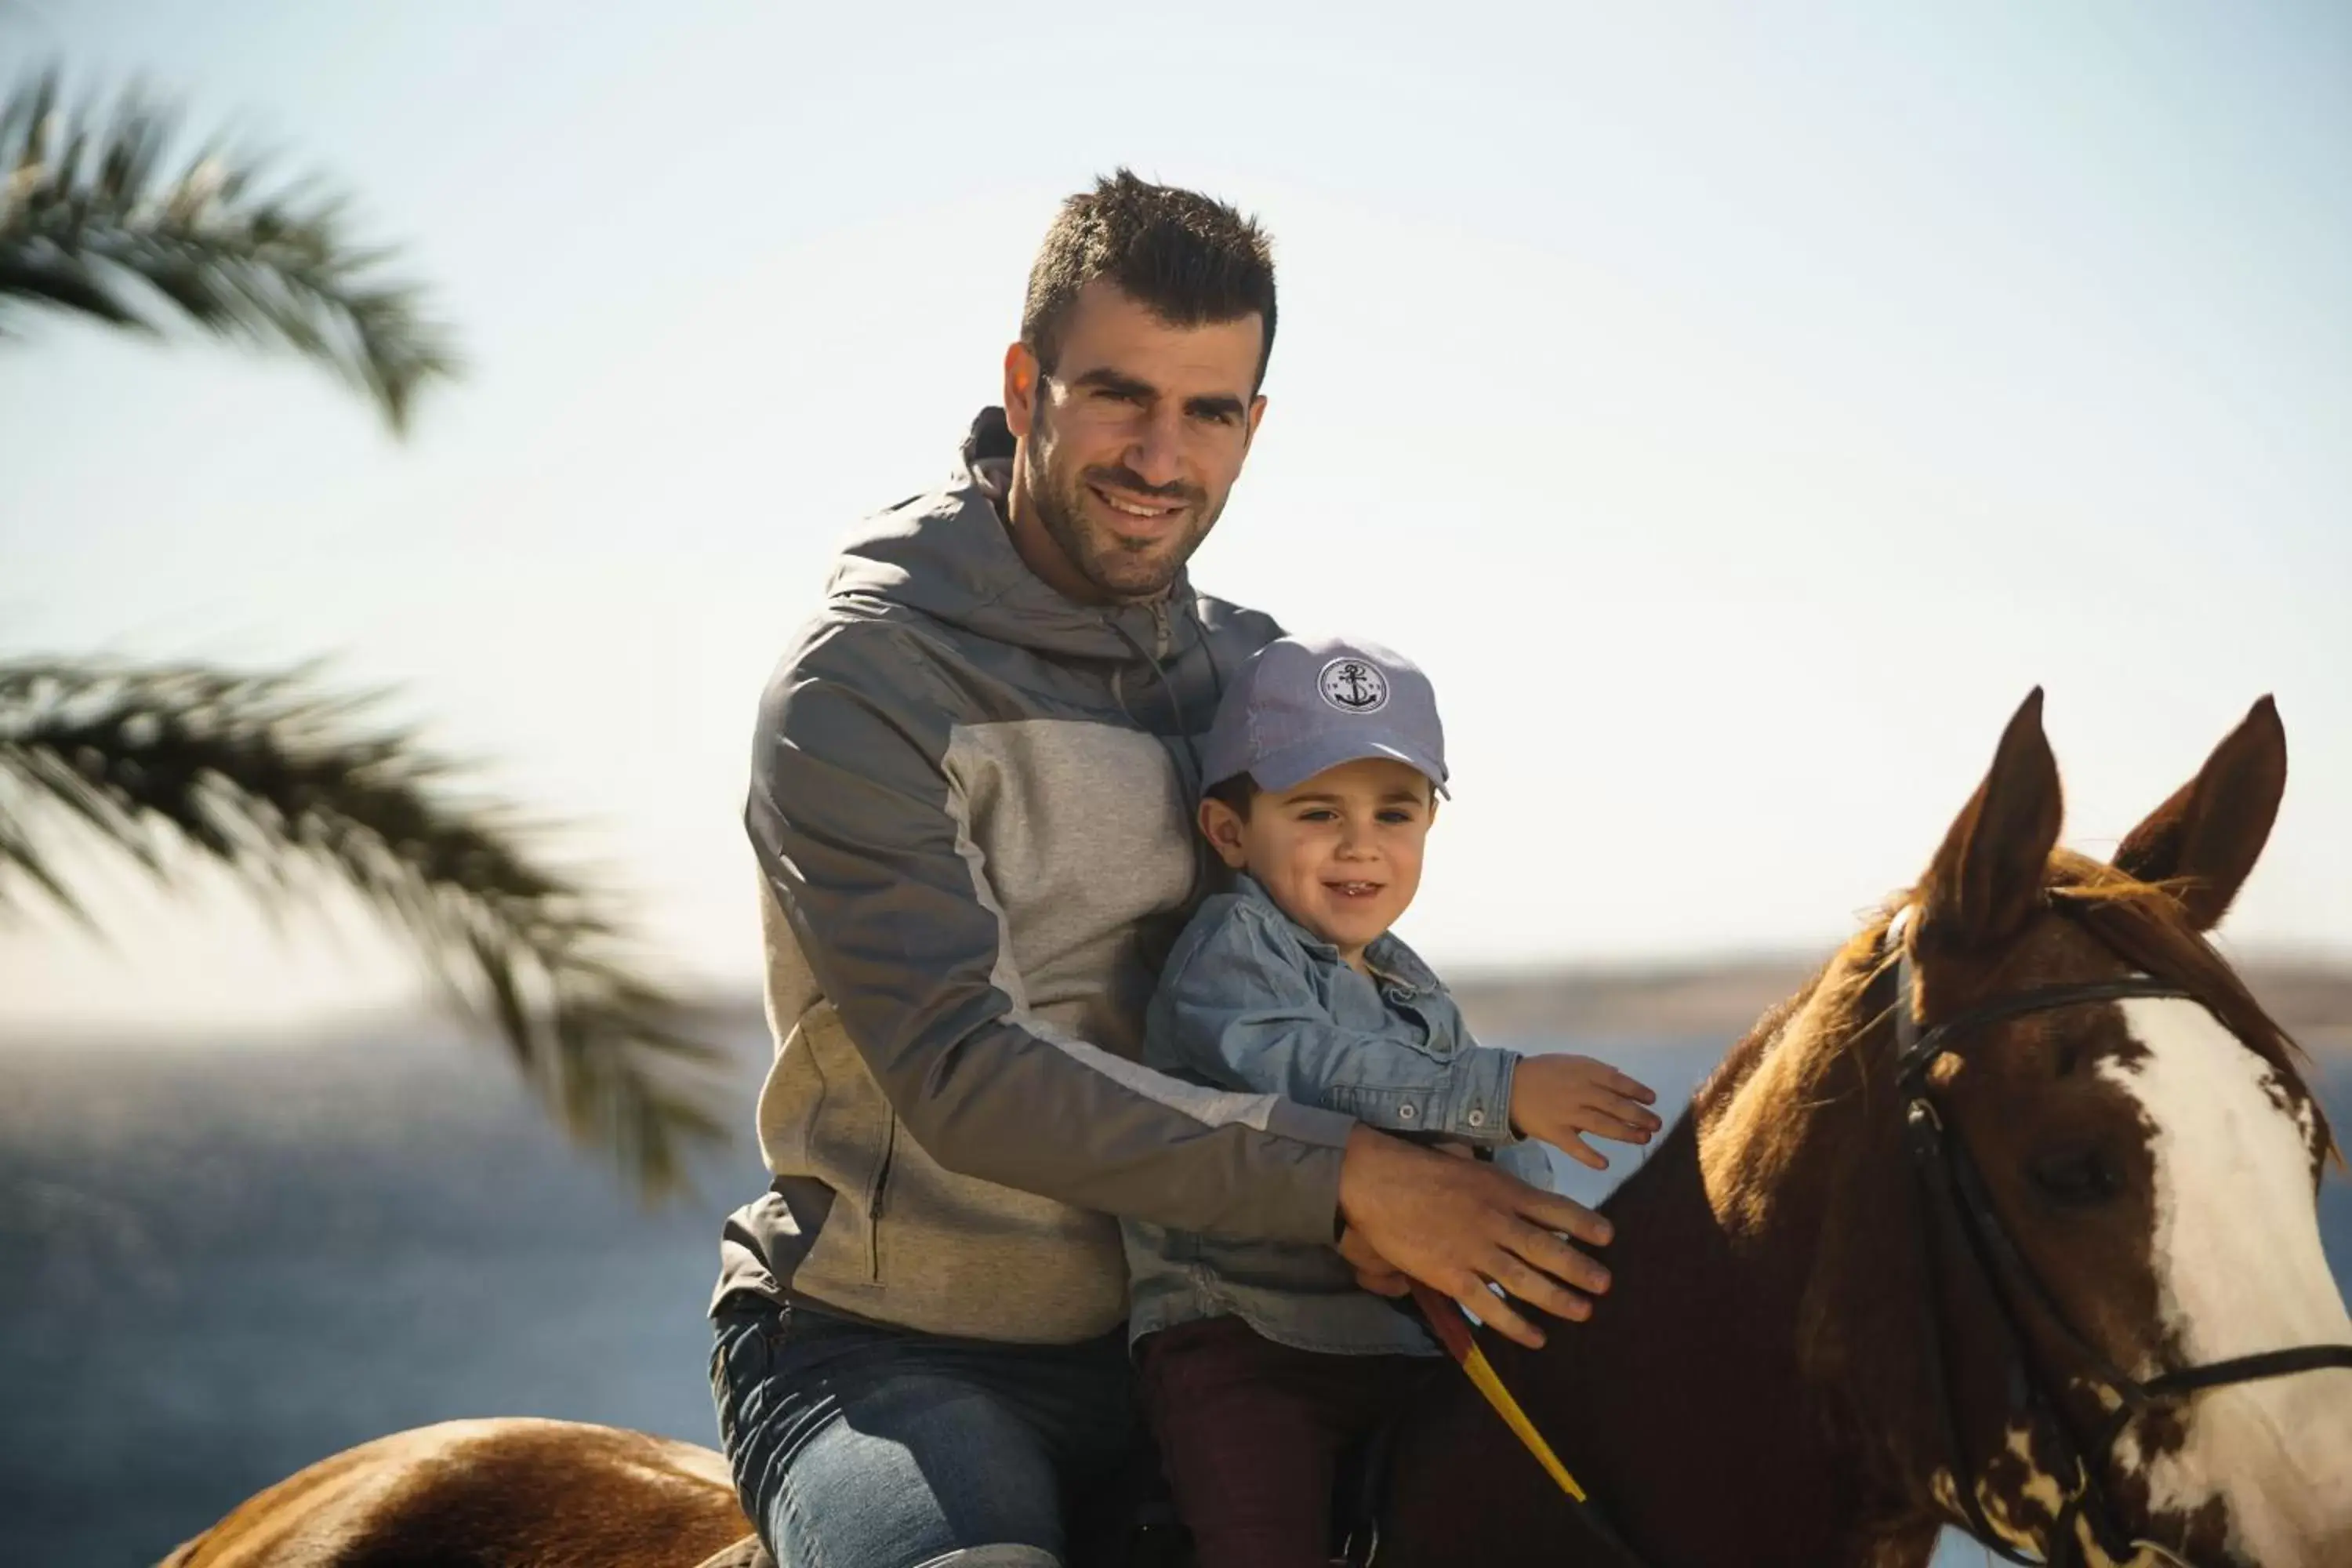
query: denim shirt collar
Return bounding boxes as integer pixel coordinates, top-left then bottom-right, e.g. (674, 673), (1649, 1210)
(1229, 873), (1443, 997)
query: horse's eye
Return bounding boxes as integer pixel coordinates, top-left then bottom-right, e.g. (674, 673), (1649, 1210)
(2028, 1147), (2123, 1207)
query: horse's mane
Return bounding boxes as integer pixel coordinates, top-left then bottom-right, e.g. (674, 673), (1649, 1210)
(1689, 914), (1897, 1130)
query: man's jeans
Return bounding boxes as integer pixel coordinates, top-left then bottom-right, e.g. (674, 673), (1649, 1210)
(710, 1295), (1147, 1568)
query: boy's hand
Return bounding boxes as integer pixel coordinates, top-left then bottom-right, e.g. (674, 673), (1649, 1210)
(1509, 1054), (1663, 1171)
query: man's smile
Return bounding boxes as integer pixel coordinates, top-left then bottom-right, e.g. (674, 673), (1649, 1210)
(1087, 480), (1190, 527)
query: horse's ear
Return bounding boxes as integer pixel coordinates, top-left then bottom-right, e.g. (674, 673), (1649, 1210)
(1915, 689), (2064, 954)
(2111, 696), (2286, 931)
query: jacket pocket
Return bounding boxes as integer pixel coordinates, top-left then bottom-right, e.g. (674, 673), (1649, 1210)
(792, 1001), (895, 1289)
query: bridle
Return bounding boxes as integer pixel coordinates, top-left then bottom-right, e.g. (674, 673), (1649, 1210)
(1887, 913), (2352, 1567)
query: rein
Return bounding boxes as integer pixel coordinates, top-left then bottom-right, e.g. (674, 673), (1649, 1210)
(1403, 1283), (1647, 1568)
(1889, 920), (2352, 1566)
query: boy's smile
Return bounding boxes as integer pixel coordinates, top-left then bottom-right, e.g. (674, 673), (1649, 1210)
(1199, 757), (1436, 971)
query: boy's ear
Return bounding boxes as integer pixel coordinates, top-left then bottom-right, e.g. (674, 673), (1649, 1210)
(1198, 797), (1250, 869)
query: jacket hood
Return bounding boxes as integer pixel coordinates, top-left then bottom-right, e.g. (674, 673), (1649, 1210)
(823, 407), (1202, 662)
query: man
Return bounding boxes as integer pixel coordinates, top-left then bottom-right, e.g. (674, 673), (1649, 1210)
(711, 171), (1616, 1568)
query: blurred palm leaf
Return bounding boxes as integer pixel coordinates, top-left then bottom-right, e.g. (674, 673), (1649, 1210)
(0, 68), (457, 434)
(0, 659), (731, 1199)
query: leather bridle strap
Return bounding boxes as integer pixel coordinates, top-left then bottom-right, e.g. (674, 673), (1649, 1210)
(1929, 1087), (2154, 1564)
(2143, 1345), (2352, 1396)
(1900, 1090), (2050, 1566)
(1895, 977), (2200, 1082)
(2050, 1345), (2352, 1568)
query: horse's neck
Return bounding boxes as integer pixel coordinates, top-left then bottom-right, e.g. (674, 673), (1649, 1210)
(1397, 972), (1941, 1567)
(1547, 1145), (1898, 1562)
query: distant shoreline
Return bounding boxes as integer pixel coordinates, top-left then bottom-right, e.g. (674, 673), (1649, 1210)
(1444, 956), (2352, 1059)
(9, 956), (2348, 1061)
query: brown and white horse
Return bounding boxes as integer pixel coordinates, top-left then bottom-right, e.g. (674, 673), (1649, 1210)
(1378, 691), (2350, 1566)
(158, 694), (2350, 1568)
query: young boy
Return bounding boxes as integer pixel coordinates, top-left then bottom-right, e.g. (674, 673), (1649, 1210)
(1122, 633), (1662, 1568)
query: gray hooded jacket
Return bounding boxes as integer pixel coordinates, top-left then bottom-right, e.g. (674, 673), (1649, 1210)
(713, 409), (1357, 1343)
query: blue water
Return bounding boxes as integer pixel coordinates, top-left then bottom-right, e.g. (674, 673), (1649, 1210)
(2, 1028), (2344, 1567)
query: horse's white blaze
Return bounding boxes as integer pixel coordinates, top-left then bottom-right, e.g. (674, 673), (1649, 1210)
(2103, 997), (2352, 1563)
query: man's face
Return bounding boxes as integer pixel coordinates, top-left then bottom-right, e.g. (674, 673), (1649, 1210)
(1200, 757), (1436, 966)
(1004, 280), (1268, 604)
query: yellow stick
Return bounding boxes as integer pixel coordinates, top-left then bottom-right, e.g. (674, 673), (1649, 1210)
(1409, 1282), (1589, 1503)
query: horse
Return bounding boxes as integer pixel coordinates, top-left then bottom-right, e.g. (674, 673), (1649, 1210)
(157, 692), (2352, 1568)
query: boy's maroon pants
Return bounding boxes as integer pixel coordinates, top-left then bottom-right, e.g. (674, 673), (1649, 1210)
(1134, 1314), (1443, 1568)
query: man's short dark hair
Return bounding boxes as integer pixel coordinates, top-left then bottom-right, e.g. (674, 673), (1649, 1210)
(1023, 169), (1277, 390)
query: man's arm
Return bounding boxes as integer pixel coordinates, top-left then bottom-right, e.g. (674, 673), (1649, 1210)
(753, 625), (1613, 1343)
(750, 627), (1350, 1244)
(1157, 903), (1518, 1149)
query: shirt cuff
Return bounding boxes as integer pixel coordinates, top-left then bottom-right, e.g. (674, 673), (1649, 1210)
(1441, 1046), (1519, 1146)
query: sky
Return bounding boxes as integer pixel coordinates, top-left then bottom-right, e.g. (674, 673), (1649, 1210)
(3, 1), (2349, 1033)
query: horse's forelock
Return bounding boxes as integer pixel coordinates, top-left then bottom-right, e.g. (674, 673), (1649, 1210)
(2045, 850), (2339, 1171)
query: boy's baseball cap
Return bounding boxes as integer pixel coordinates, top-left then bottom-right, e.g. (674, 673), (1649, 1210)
(1200, 634), (1450, 798)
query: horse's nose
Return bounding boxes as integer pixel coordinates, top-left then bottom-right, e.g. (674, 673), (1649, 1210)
(2252, 1440), (2352, 1568)
(2288, 1392), (2352, 1566)
(2264, 1523), (2352, 1568)
(2310, 1501), (2352, 1568)
(2172, 1365), (2352, 1566)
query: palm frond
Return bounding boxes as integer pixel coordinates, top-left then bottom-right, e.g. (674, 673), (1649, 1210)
(0, 658), (731, 1200)
(0, 69), (459, 434)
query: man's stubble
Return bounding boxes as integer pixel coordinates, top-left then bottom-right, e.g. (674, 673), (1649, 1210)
(1022, 408), (1221, 605)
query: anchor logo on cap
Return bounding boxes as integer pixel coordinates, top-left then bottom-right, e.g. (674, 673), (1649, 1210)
(1318, 657), (1389, 713)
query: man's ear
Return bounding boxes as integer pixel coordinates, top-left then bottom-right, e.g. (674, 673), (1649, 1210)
(1004, 342), (1042, 439)
(1240, 392), (1269, 456)
(1198, 797), (1250, 869)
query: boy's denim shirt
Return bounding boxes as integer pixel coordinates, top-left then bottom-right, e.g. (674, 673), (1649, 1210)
(1122, 873), (1550, 1357)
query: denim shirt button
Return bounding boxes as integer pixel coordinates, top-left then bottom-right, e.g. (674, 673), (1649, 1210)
(1397, 1103), (1417, 1120)
(1467, 1109), (1485, 1128)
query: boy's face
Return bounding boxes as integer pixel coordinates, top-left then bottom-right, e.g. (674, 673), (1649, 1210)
(1199, 757), (1436, 965)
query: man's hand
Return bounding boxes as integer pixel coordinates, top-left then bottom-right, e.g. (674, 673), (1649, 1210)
(1509, 1054), (1662, 1171)
(1335, 1124), (1613, 1349)
(1338, 1224), (1410, 1298)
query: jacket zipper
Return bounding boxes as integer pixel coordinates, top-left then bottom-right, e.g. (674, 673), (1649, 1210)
(1149, 599), (1171, 660)
(866, 1116), (897, 1280)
